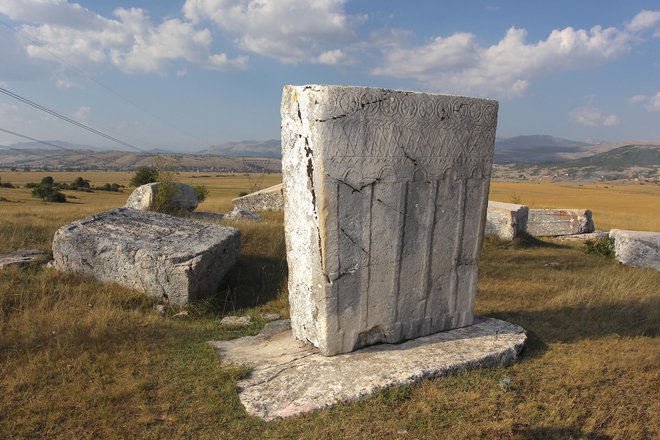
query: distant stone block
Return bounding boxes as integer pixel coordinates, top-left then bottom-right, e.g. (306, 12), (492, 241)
(0, 249), (49, 269)
(125, 182), (198, 212)
(52, 208), (240, 305)
(232, 183), (284, 212)
(282, 85), (498, 356)
(526, 209), (594, 237)
(610, 229), (660, 271)
(485, 201), (528, 240)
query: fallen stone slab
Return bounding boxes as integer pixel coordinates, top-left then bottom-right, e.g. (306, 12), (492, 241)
(553, 231), (609, 242)
(225, 207), (262, 222)
(232, 183), (284, 212)
(0, 249), (50, 269)
(52, 208), (240, 305)
(526, 208), (594, 237)
(485, 201), (528, 240)
(125, 182), (199, 212)
(210, 317), (526, 421)
(609, 229), (660, 271)
(220, 315), (253, 326)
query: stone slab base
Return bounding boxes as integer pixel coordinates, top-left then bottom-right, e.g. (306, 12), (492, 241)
(209, 317), (526, 421)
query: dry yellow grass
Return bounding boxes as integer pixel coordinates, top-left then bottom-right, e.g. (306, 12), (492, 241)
(489, 181), (660, 231)
(0, 172), (658, 439)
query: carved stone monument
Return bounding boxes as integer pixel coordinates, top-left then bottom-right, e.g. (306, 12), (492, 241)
(281, 85), (498, 356)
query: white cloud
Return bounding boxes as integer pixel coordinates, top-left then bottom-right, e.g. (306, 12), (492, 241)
(570, 107), (620, 127)
(182, 0), (364, 63)
(627, 92), (660, 111)
(628, 94), (648, 103)
(0, 0), (247, 76)
(372, 21), (637, 98)
(647, 92), (660, 111)
(625, 10), (660, 35)
(315, 49), (353, 65)
(207, 53), (249, 70)
(73, 105), (90, 122)
(55, 78), (73, 89)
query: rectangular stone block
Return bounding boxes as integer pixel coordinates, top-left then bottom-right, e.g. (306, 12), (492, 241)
(281, 85), (498, 356)
(527, 208), (594, 237)
(610, 229), (660, 271)
(53, 208), (240, 305)
(485, 201), (528, 240)
(231, 183), (284, 212)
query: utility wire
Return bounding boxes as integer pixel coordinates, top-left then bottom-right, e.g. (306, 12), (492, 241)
(0, 19), (212, 149)
(0, 126), (79, 152)
(0, 87), (150, 154)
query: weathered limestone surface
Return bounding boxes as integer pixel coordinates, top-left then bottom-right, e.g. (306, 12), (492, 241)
(232, 183), (284, 212)
(125, 182), (198, 212)
(52, 208), (240, 305)
(0, 249), (49, 268)
(526, 209), (594, 237)
(210, 317), (526, 420)
(485, 201), (528, 240)
(282, 85), (498, 355)
(225, 207), (262, 222)
(553, 231), (609, 242)
(610, 229), (660, 271)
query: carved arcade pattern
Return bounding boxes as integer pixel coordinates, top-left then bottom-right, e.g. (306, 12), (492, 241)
(317, 89), (497, 182)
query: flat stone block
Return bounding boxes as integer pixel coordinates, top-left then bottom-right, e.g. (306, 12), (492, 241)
(125, 182), (198, 212)
(52, 208), (240, 305)
(486, 201), (528, 240)
(0, 249), (50, 268)
(282, 85), (498, 355)
(610, 229), (660, 271)
(210, 317), (526, 421)
(553, 231), (609, 242)
(232, 183), (284, 212)
(527, 209), (594, 237)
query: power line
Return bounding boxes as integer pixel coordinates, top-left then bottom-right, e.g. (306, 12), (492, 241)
(0, 19), (212, 149)
(0, 126), (78, 152)
(0, 86), (150, 154)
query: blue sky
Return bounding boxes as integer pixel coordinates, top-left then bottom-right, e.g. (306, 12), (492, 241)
(0, 0), (659, 152)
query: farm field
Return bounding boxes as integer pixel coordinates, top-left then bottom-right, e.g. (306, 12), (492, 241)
(489, 181), (660, 232)
(0, 172), (658, 439)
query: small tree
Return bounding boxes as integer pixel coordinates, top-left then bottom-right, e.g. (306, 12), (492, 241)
(130, 167), (159, 187)
(193, 184), (209, 203)
(41, 176), (54, 185)
(31, 184), (66, 202)
(72, 176), (90, 188)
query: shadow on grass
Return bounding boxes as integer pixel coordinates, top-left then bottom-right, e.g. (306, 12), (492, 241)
(512, 425), (612, 440)
(485, 233), (568, 250)
(209, 254), (287, 314)
(486, 297), (659, 346)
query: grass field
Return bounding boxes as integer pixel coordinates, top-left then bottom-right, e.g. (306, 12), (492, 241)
(1, 172), (658, 439)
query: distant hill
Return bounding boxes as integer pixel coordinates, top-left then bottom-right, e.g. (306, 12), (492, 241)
(555, 144), (660, 170)
(494, 135), (593, 163)
(200, 139), (281, 157)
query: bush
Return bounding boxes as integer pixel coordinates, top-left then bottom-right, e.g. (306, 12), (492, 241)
(93, 183), (123, 192)
(72, 176), (90, 188)
(129, 167), (159, 187)
(584, 236), (615, 258)
(31, 184), (66, 203)
(193, 184), (209, 203)
(238, 191), (248, 197)
(24, 182), (39, 188)
(40, 176), (54, 185)
(0, 182), (15, 188)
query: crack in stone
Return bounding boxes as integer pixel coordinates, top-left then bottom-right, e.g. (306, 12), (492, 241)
(398, 145), (418, 165)
(336, 177), (381, 194)
(340, 227), (370, 257)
